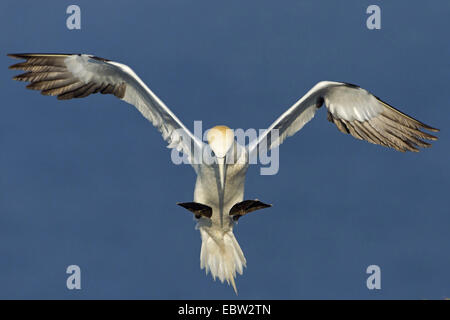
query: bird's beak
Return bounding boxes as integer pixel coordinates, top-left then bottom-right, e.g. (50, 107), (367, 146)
(217, 156), (226, 190)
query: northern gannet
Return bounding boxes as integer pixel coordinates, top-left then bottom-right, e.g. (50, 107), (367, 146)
(8, 53), (439, 293)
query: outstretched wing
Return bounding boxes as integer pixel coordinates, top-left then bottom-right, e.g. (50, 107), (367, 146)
(248, 81), (438, 154)
(8, 53), (204, 166)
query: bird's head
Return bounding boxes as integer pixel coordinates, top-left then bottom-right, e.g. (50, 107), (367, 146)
(206, 125), (235, 158)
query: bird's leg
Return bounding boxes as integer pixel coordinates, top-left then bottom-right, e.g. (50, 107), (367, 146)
(229, 199), (272, 221)
(177, 202), (212, 219)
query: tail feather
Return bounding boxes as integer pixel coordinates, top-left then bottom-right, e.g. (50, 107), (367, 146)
(198, 226), (246, 294)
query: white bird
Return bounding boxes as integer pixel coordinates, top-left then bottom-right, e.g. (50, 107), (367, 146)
(8, 53), (439, 294)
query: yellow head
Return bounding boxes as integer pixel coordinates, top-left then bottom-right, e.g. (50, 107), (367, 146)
(206, 125), (235, 158)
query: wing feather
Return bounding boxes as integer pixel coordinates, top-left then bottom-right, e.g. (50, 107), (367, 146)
(249, 81), (438, 154)
(8, 53), (204, 166)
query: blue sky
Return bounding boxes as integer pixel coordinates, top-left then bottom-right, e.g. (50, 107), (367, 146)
(1, 0), (449, 299)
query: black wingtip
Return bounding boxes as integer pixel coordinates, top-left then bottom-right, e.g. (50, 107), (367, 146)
(7, 53), (39, 59)
(424, 126), (440, 133)
(376, 95), (440, 134)
(7, 53), (24, 59)
(7, 53), (78, 59)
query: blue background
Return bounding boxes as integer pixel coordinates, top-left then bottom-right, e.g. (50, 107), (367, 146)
(0, 0), (449, 299)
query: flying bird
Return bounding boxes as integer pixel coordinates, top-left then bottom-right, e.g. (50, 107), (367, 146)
(8, 53), (439, 293)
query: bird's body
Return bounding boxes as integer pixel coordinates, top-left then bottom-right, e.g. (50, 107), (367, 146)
(191, 131), (249, 293)
(194, 150), (247, 225)
(8, 53), (439, 294)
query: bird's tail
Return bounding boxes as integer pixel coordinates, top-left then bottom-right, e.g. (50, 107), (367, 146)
(198, 226), (246, 294)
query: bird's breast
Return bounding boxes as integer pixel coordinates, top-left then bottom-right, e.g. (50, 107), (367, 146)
(193, 160), (247, 224)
